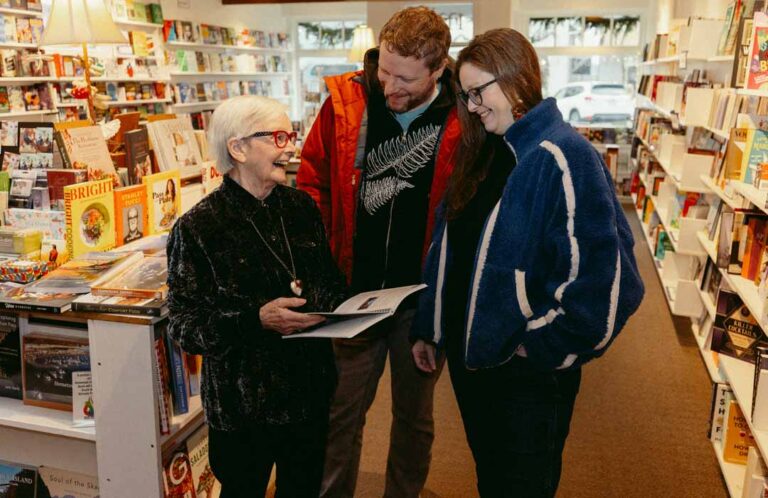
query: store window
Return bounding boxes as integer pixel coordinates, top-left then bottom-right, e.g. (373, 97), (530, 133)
(529, 15), (640, 49)
(298, 20), (365, 50)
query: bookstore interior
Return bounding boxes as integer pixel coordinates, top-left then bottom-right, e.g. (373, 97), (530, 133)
(5, 0), (768, 496)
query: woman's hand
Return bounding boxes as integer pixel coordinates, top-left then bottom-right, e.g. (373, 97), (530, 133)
(259, 297), (326, 335)
(412, 339), (437, 373)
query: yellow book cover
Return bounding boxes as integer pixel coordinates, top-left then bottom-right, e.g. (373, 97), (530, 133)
(723, 400), (755, 464)
(64, 179), (116, 258)
(114, 184), (148, 247)
(143, 170), (180, 235)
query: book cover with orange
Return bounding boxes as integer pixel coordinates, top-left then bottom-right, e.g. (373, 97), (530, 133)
(114, 184), (148, 247)
(723, 400), (756, 464)
(64, 178), (116, 258)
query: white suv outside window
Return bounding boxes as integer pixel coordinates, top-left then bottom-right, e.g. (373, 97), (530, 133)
(553, 82), (634, 124)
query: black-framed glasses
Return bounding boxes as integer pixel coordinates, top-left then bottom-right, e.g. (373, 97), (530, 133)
(457, 79), (498, 106)
(242, 130), (298, 149)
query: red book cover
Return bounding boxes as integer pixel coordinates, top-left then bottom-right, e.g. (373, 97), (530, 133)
(46, 169), (87, 211)
(163, 450), (197, 498)
(747, 24), (768, 91)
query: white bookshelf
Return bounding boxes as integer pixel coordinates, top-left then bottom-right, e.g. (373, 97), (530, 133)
(0, 42), (38, 49)
(166, 41), (290, 54)
(112, 19), (163, 30)
(0, 109), (57, 118)
(712, 439), (746, 498)
(170, 100), (223, 109)
(690, 322), (723, 384)
(105, 98), (172, 106)
(170, 71), (291, 78)
(0, 7), (42, 17)
(0, 77), (58, 84)
(0, 397), (95, 441)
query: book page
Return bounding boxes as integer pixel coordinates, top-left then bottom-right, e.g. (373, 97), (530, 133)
(311, 284), (427, 317)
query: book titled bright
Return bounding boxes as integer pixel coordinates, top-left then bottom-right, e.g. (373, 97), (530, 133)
(113, 184), (148, 247)
(64, 179), (116, 258)
(143, 169), (181, 235)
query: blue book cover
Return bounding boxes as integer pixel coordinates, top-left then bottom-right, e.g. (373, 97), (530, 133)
(0, 461), (37, 498)
(164, 328), (189, 415)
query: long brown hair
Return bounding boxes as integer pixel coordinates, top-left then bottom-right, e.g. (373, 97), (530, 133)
(446, 28), (543, 220)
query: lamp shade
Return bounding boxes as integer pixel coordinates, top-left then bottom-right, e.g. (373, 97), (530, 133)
(40, 0), (127, 46)
(348, 24), (375, 63)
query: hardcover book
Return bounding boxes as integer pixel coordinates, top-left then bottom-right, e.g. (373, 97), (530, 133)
(0, 288), (76, 313)
(113, 184), (147, 247)
(25, 251), (142, 294)
(22, 331), (90, 411)
(37, 466), (99, 498)
(722, 400), (756, 464)
(153, 325), (171, 435)
(746, 18), (768, 91)
(57, 125), (120, 186)
(165, 328), (189, 416)
(64, 178), (116, 258)
(71, 293), (167, 316)
(163, 448), (196, 497)
(146, 118), (204, 173)
(0, 460), (38, 498)
(14, 18), (31, 44)
(46, 169), (87, 211)
(143, 169), (180, 234)
(0, 312), (20, 399)
(711, 285), (768, 363)
(186, 425), (222, 498)
(92, 255), (167, 299)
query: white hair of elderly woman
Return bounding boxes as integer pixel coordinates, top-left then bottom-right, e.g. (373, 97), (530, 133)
(207, 95), (289, 175)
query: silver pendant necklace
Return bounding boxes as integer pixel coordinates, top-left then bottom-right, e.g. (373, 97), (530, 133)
(248, 216), (303, 297)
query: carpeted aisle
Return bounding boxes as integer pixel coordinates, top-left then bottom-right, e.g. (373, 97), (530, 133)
(354, 205), (728, 498)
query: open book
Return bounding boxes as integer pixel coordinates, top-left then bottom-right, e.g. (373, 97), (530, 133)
(284, 284), (426, 339)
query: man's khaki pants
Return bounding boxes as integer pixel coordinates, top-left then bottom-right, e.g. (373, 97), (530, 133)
(320, 309), (444, 498)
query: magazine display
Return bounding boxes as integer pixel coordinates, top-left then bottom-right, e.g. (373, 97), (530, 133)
(25, 251), (142, 294)
(286, 284), (427, 339)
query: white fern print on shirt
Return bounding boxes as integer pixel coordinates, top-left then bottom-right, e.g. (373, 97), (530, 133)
(362, 124), (440, 215)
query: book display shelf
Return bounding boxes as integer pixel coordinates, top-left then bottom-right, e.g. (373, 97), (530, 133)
(0, 311), (204, 497)
(632, 7), (768, 496)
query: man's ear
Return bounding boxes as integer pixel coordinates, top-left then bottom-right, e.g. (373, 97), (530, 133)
(227, 138), (245, 164)
(434, 58), (448, 82)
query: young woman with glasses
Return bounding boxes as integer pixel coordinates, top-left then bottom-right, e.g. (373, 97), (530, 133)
(410, 29), (644, 497)
(167, 95), (348, 497)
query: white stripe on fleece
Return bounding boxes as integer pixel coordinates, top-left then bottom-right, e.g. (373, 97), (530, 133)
(558, 354), (578, 370)
(465, 201), (502, 355)
(526, 308), (564, 331)
(539, 140), (580, 303)
(595, 250), (621, 351)
(515, 270), (534, 319)
(433, 226), (448, 344)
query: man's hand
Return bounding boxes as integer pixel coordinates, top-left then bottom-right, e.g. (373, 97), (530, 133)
(259, 297), (326, 335)
(412, 339), (437, 373)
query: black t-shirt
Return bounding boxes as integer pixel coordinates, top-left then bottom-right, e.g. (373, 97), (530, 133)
(444, 136), (516, 354)
(351, 89), (451, 292)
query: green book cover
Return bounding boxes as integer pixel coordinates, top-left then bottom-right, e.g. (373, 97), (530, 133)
(149, 3), (163, 24)
(0, 171), (10, 192)
(742, 128), (768, 186)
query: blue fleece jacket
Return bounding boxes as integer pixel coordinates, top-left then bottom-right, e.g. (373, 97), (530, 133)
(411, 98), (644, 370)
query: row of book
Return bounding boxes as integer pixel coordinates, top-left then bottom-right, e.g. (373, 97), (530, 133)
(0, 461), (99, 498)
(113, 0), (163, 25)
(174, 79), (288, 104)
(167, 49), (288, 74)
(0, 0), (41, 11)
(0, 14), (42, 45)
(94, 81), (168, 103)
(163, 18), (290, 50)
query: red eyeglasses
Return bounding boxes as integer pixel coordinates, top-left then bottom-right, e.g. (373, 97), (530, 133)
(242, 130), (298, 149)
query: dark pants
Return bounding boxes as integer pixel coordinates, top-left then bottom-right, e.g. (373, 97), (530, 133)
(448, 351), (581, 498)
(209, 416), (329, 498)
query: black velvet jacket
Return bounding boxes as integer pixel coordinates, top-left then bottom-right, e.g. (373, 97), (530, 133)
(167, 176), (348, 430)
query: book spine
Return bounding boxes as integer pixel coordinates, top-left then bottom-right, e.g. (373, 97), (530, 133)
(0, 301), (68, 313)
(91, 287), (165, 300)
(154, 334), (171, 435)
(165, 333), (189, 415)
(64, 187), (73, 259)
(54, 131), (72, 169)
(71, 301), (163, 317)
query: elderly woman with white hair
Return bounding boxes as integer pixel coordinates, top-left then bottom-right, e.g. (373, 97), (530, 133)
(167, 95), (348, 497)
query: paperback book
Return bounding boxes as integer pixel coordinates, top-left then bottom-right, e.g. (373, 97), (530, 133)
(113, 184), (148, 247)
(143, 169), (180, 234)
(64, 178), (116, 258)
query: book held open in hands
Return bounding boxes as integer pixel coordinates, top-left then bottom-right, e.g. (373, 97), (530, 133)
(284, 284), (426, 340)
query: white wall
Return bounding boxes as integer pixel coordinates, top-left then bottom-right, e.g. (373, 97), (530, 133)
(282, 1), (367, 20)
(159, 0), (286, 30)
